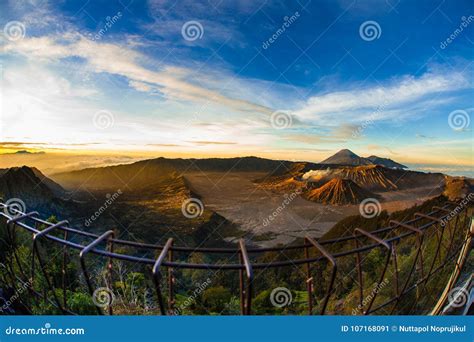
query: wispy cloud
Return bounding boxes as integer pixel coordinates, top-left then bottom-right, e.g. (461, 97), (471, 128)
(187, 140), (238, 145)
(295, 71), (470, 123)
(4, 33), (275, 116)
(1, 0), (472, 166)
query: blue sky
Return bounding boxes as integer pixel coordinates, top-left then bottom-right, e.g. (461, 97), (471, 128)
(0, 0), (473, 167)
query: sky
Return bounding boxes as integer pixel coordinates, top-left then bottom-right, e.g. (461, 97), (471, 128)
(0, 0), (473, 172)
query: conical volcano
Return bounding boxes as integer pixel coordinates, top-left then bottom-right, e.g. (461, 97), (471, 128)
(320, 149), (372, 166)
(304, 178), (376, 205)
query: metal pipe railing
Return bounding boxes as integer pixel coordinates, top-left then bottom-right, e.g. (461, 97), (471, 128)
(0, 199), (471, 315)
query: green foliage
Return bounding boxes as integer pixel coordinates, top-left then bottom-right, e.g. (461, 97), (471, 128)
(67, 292), (97, 315)
(201, 286), (232, 313)
(0, 194), (470, 315)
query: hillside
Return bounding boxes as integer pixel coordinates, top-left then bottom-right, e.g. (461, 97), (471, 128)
(52, 156), (295, 190)
(303, 178), (376, 205)
(367, 155), (407, 169)
(0, 166), (69, 218)
(443, 176), (474, 200)
(333, 165), (400, 191)
(301, 165), (444, 192)
(0, 166), (65, 202)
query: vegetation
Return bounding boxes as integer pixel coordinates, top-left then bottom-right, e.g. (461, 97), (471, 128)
(0, 195), (471, 315)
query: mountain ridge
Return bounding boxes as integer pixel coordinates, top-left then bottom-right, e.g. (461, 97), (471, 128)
(321, 149), (407, 169)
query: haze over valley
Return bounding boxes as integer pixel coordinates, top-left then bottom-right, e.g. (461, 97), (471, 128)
(2, 149), (471, 247)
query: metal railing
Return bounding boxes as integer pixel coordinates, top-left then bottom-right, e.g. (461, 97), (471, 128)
(0, 199), (472, 315)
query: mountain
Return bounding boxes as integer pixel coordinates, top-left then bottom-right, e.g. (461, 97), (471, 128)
(0, 166), (66, 212)
(367, 156), (407, 169)
(320, 149), (407, 169)
(320, 149), (372, 166)
(303, 178), (376, 205)
(52, 156), (295, 190)
(52, 152), (411, 192)
(302, 164), (445, 192)
(334, 165), (399, 191)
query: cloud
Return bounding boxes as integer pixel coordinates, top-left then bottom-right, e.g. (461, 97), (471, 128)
(367, 144), (399, 155)
(416, 133), (436, 140)
(187, 141), (238, 145)
(147, 143), (182, 147)
(282, 123), (361, 145)
(295, 72), (470, 123)
(4, 33), (275, 117)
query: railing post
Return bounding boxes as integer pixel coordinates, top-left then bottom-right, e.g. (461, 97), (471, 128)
(152, 238), (174, 315)
(304, 240), (313, 314)
(388, 220), (424, 314)
(31, 220), (69, 313)
(414, 213), (446, 287)
(353, 228), (391, 315)
(107, 230), (114, 316)
(168, 247), (174, 314)
(7, 212), (39, 279)
(79, 230), (115, 315)
(433, 206), (457, 261)
(239, 239), (253, 315)
(62, 229), (69, 310)
(305, 237), (337, 315)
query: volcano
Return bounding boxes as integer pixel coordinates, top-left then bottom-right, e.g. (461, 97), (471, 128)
(304, 178), (377, 205)
(320, 149), (372, 166)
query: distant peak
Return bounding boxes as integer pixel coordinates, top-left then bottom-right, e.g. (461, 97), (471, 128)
(321, 149), (371, 166)
(336, 149), (357, 155)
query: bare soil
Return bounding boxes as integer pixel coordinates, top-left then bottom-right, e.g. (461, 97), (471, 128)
(184, 172), (444, 247)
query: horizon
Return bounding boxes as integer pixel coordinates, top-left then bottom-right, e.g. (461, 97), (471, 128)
(1, 0), (473, 172)
(0, 148), (473, 179)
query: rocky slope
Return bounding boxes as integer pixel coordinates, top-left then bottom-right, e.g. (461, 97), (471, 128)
(443, 176), (474, 200)
(303, 178), (376, 205)
(0, 166), (68, 217)
(367, 155), (407, 169)
(0, 166), (64, 202)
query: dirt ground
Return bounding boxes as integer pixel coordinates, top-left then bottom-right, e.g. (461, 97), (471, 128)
(184, 172), (444, 247)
